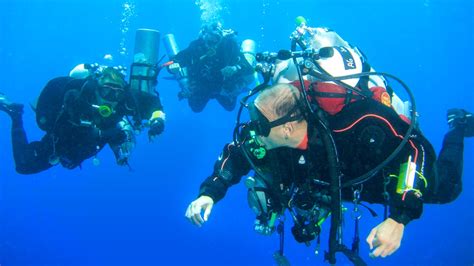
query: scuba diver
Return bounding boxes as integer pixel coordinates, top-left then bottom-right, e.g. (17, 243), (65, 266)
(185, 17), (473, 266)
(163, 22), (256, 112)
(0, 29), (166, 174)
(0, 66), (164, 174)
(185, 83), (473, 263)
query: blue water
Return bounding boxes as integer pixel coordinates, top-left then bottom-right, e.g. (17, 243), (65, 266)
(0, 0), (473, 265)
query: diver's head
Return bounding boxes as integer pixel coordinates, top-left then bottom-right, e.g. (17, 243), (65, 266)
(93, 67), (127, 117)
(200, 21), (224, 46)
(96, 67), (127, 103)
(248, 84), (306, 150)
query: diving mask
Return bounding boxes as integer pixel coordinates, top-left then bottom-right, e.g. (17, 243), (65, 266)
(248, 103), (304, 137)
(238, 103), (304, 159)
(98, 82), (126, 102)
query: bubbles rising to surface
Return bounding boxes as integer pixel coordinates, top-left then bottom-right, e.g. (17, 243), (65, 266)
(119, 1), (136, 57)
(195, 0), (225, 25)
(259, 0), (271, 49)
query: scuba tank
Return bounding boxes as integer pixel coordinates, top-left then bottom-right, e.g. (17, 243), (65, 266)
(241, 39), (260, 86)
(163, 33), (180, 59)
(162, 33), (190, 93)
(130, 28), (161, 95)
(241, 39), (257, 68)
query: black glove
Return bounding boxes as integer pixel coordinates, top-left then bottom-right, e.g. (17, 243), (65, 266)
(148, 117), (165, 140)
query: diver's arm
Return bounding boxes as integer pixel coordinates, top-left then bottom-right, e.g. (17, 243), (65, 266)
(365, 193), (422, 257)
(128, 90), (164, 118)
(220, 54), (255, 80)
(198, 142), (251, 203)
(388, 195), (423, 225)
(220, 36), (254, 78)
(144, 94), (166, 139)
(127, 90), (165, 139)
(173, 39), (204, 67)
(108, 119), (136, 166)
(366, 149), (425, 258)
(173, 49), (191, 67)
(185, 142), (250, 227)
(359, 105), (427, 258)
(368, 183), (421, 258)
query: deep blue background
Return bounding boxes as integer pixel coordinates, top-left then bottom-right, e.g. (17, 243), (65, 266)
(0, 0), (473, 265)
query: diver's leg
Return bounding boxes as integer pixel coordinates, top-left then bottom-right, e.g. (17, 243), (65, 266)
(430, 109), (472, 203)
(1, 93), (53, 174)
(216, 94), (237, 111)
(188, 94), (209, 113)
(432, 128), (464, 203)
(13, 133), (55, 174)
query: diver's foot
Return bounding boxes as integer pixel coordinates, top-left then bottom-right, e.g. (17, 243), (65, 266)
(0, 92), (24, 117)
(447, 108), (473, 137)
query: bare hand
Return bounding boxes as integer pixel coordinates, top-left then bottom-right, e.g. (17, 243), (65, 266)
(366, 218), (405, 258)
(185, 196), (214, 227)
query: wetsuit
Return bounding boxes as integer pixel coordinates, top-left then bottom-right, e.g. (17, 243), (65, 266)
(197, 99), (464, 226)
(10, 76), (163, 174)
(174, 34), (254, 112)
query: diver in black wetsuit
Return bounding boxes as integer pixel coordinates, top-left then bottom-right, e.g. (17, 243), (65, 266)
(0, 66), (165, 174)
(170, 22), (255, 112)
(184, 83), (473, 261)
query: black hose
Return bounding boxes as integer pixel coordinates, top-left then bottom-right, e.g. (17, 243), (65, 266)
(290, 40), (346, 265)
(320, 119), (342, 265)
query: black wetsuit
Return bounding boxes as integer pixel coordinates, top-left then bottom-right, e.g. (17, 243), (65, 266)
(198, 100), (464, 225)
(174, 34), (254, 112)
(10, 76), (163, 174)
